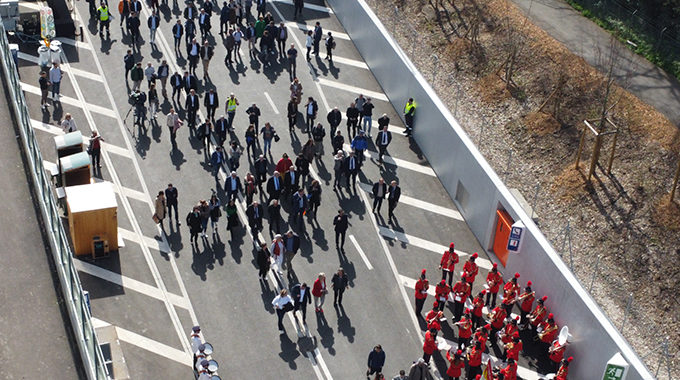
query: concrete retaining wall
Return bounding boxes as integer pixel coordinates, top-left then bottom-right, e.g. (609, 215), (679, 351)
(325, 0), (654, 378)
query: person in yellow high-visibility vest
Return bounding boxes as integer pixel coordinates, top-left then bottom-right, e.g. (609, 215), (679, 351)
(96, 2), (111, 36)
(403, 97), (416, 136)
(225, 93), (240, 130)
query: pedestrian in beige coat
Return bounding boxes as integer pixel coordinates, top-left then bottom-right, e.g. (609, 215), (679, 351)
(154, 191), (167, 229)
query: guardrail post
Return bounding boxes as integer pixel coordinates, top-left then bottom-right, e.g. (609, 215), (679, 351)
(620, 292), (633, 332)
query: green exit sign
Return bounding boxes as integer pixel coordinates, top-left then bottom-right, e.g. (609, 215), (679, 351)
(603, 364), (625, 380)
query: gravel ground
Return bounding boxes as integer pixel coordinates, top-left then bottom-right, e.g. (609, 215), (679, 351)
(363, 0), (679, 377)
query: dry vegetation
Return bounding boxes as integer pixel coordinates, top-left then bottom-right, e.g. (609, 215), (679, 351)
(368, 0), (680, 375)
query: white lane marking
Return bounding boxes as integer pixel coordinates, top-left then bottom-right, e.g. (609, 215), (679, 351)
(378, 227), (493, 270)
(72, 4), (201, 353)
(358, 182), (463, 220)
(18, 52), (104, 82)
(92, 318), (192, 367)
(19, 2), (42, 10)
(117, 227), (171, 253)
(317, 77), (388, 102)
(349, 234), (374, 270)
(30, 119), (133, 158)
(20, 82), (116, 118)
(272, 0), (335, 14)
(287, 22), (350, 41)
(74, 260), (189, 309)
(55, 37), (94, 51)
(328, 55), (368, 69)
(339, 113), (405, 134)
(264, 91), (280, 114)
(119, 186), (152, 203)
(342, 143), (436, 176)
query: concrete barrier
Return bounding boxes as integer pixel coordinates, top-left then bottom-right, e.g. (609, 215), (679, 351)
(326, 0), (654, 378)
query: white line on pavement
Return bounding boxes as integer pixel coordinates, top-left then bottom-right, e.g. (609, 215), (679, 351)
(317, 77), (388, 102)
(287, 22), (350, 41)
(56, 37), (94, 51)
(357, 182), (463, 220)
(349, 234), (374, 270)
(92, 318), (192, 367)
(328, 55), (368, 69)
(74, 260), (189, 309)
(264, 91), (280, 114)
(119, 186), (153, 203)
(271, 0), (335, 14)
(30, 119), (133, 158)
(117, 227), (171, 253)
(339, 113), (406, 134)
(18, 52), (104, 82)
(20, 82), (117, 118)
(342, 143), (436, 176)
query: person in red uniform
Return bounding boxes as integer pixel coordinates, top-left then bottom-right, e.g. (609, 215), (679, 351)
(501, 317), (519, 345)
(440, 242), (459, 287)
(548, 338), (567, 372)
(426, 302), (443, 335)
(485, 263), (503, 308)
(555, 357), (572, 380)
(499, 358), (518, 380)
(488, 305), (507, 345)
(463, 253), (479, 289)
(504, 332), (522, 362)
(435, 279), (451, 312)
(538, 313), (559, 350)
(502, 273), (520, 315)
(472, 290), (485, 329)
(528, 296), (548, 331)
(466, 341), (484, 380)
(517, 281), (535, 326)
(422, 328), (438, 363)
(474, 324), (490, 348)
(446, 349), (465, 380)
(452, 274), (471, 322)
(415, 269), (429, 316)
(455, 308), (473, 350)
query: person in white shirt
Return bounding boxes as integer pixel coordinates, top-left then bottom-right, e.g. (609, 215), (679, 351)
(61, 113), (77, 133)
(49, 62), (63, 99)
(272, 289), (293, 333)
(305, 30), (313, 61)
(144, 62), (155, 88)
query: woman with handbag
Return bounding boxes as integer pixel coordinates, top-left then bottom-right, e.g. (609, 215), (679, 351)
(272, 289), (293, 333)
(154, 191), (166, 230)
(312, 273), (327, 313)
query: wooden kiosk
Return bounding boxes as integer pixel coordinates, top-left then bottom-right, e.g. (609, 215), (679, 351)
(54, 131), (83, 158)
(65, 181), (118, 257)
(59, 151), (91, 187)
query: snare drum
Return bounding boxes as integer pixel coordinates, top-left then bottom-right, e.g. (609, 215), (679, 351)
(203, 342), (214, 356)
(207, 360), (219, 373)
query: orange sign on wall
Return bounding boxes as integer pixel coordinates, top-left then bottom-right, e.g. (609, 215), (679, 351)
(493, 209), (514, 267)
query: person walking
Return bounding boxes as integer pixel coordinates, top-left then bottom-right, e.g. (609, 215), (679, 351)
(38, 71), (50, 111)
(351, 131), (368, 165)
(282, 229), (300, 271)
(147, 10), (160, 45)
(118, 0), (130, 27)
(291, 282), (311, 324)
(246, 201), (264, 234)
(375, 125), (391, 163)
(266, 171), (283, 201)
(275, 22), (288, 56)
(304, 97), (318, 135)
(225, 171), (242, 201)
(130, 62), (143, 91)
(440, 243), (459, 287)
(187, 38), (200, 75)
(325, 31), (334, 62)
(293, 0), (303, 19)
(197, 199), (210, 239)
(123, 50), (135, 82)
(362, 98), (375, 137)
(89, 130), (104, 171)
(414, 269), (429, 316)
(308, 180), (322, 217)
(200, 41), (214, 79)
(61, 113), (77, 133)
(225, 93), (240, 130)
(157, 60), (169, 97)
(272, 289), (293, 333)
(198, 8), (211, 39)
(355, 94), (366, 127)
(186, 206), (202, 246)
(154, 191), (167, 230)
(387, 180), (401, 220)
(403, 98), (416, 136)
(371, 178), (387, 214)
(344, 151), (360, 189)
(256, 242), (271, 280)
(172, 19), (184, 52)
(327, 107), (342, 137)
(204, 88), (219, 122)
(422, 328), (437, 363)
(169, 71), (183, 102)
(260, 122), (276, 156)
(166, 108), (182, 149)
(312, 21), (322, 56)
(367, 345), (386, 379)
(333, 209), (349, 250)
(305, 30), (313, 61)
(312, 273), (327, 313)
(331, 268), (348, 306)
(332, 149), (344, 188)
(245, 125), (258, 157)
(208, 194), (221, 236)
(246, 103), (261, 130)
(286, 44), (297, 80)
(291, 188), (308, 226)
(164, 183), (179, 225)
(144, 62), (156, 89)
(346, 102), (359, 139)
(127, 11), (141, 45)
(311, 123), (326, 159)
(185, 18), (196, 46)
(97, 1), (111, 37)
(185, 88), (200, 129)
(49, 62), (63, 100)
(220, 3), (229, 34)
(148, 83), (159, 120)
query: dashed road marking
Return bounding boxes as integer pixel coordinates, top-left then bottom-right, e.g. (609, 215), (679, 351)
(272, 0), (335, 14)
(349, 234), (374, 270)
(264, 91), (280, 114)
(317, 77), (388, 102)
(358, 182), (463, 220)
(342, 143), (436, 176)
(20, 82), (116, 118)
(287, 21), (350, 40)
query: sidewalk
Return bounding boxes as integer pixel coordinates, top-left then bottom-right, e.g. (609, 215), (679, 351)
(511, 0), (680, 125)
(0, 74), (83, 377)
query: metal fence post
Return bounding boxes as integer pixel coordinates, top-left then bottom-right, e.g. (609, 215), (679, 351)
(393, 6), (399, 37)
(432, 54), (439, 83)
(530, 183), (540, 220)
(504, 149), (512, 182)
(621, 292), (633, 332)
(589, 255), (600, 292)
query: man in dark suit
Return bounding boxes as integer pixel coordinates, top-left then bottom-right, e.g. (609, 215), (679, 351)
(312, 21), (322, 55)
(283, 166), (300, 196)
(246, 103), (261, 130)
(170, 71), (183, 102)
(283, 230), (301, 271)
(333, 209), (349, 250)
(331, 268), (349, 306)
(225, 171), (243, 201)
(291, 282), (311, 324)
(326, 107), (342, 137)
(372, 178), (387, 214)
(275, 22), (288, 56)
(214, 115), (228, 146)
(246, 200), (264, 234)
(165, 183), (180, 225)
(183, 71), (198, 93)
(344, 151), (360, 188)
(172, 19), (184, 52)
(291, 188), (308, 226)
(185, 88), (200, 129)
(375, 126), (392, 163)
(204, 88), (219, 122)
(268, 199), (281, 234)
(267, 171), (283, 201)
(187, 38), (201, 75)
(388, 180), (401, 220)
(198, 8), (211, 39)
(254, 154), (268, 190)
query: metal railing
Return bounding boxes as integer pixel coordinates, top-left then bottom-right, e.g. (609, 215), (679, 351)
(0, 22), (110, 380)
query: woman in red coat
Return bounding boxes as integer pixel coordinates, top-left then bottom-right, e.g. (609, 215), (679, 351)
(445, 349), (465, 380)
(422, 328), (438, 363)
(312, 272), (327, 313)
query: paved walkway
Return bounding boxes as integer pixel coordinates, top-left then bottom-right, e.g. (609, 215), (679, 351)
(0, 73), (83, 378)
(511, 0), (680, 125)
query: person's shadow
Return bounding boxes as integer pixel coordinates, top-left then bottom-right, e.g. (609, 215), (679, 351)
(315, 310), (335, 355)
(279, 332), (300, 369)
(335, 305), (355, 344)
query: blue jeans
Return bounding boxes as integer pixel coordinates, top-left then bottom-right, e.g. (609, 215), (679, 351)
(263, 138), (272, 155)
(51, 81), (61, 98)
(362, 116), (372, 136)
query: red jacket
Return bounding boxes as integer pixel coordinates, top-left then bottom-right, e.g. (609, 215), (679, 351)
(486, 271), (503, 293)
(467, 346), (483, 367)
(463, 260), (478, 282)
(312, 278), (326, 297)
(275, 157), (293, 174)
(435, 283), (451, 303)
(452, 281), (470, 303)
(530, 304), (547, 326)
(519, 291), (535, 312)
(490, 306), (507, 330)
(500, 362), (518, 380)
(501, 323), (518, 344)
(539, 321), (558, 344)
(440, 250), (459, 272)
(549, 341), (566, 363)
(415, 278), (429, 300)
(423, 330), (437, 355)
(555, 363), (569, 380)
(502, 282), (518, 305)
(456, 317), (472, 338)
(425, 310), (442, 331)
(506, 340), (522, 361)
(474, 330), (488, 347)
(472, 296), (484, 317)
(445, 353), (465, 377)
